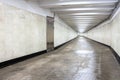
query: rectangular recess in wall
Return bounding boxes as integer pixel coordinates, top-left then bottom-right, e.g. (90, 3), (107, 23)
(47, 16), (54, 52)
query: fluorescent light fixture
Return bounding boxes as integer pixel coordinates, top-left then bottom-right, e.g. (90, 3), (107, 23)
(67, 12), (110, 15)
(59, 15), (108, 18)
(63, 18), (103, 19)
(52, 7), (114, 11)
(40, 0), (118, 7)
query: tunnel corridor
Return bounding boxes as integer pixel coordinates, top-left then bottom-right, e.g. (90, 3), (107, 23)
(0, 37), (120, 80)
(0, 0), (120, 80)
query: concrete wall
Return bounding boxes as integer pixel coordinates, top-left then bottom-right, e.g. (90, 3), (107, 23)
(0, 3), (46, 62)
(0, 0), (53, 17)
(54, 16), (78, 47)
(85, 9), (120, 56)
(0, 2), (78, 62)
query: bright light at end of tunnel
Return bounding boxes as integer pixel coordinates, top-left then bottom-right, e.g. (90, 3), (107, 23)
(79, 33), (84, 36)
(79, 29), (85, 33)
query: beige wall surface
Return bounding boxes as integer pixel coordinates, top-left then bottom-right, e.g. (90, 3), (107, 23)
(0, 3), (47, 62)
(0, 3), (78, 62)
(85, 10), (120, 56)
(54, 17), (78, 47)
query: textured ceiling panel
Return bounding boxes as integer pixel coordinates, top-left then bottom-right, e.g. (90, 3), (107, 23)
(26, 0), (119, 32)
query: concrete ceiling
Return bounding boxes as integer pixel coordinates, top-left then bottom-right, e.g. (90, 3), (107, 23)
(26, 0), (119, 33)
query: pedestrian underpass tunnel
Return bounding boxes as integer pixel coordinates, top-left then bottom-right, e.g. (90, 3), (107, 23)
(0, 0), (120, 80)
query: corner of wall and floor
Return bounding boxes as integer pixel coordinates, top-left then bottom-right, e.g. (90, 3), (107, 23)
(84, 2), (120, 64)
(0, 1), (78, 64)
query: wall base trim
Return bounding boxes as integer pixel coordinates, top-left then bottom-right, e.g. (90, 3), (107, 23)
(0, 37), (78, 69)
(0, 50), (47, 69)
(110, 48), (120, 64)
(55, 37), (78, 50)
(85, 37), (120, 64)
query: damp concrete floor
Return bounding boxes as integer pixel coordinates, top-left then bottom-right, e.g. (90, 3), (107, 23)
(0, 37), (120, 80)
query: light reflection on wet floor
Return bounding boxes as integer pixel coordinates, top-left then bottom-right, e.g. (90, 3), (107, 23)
(0, 37), (120, 80)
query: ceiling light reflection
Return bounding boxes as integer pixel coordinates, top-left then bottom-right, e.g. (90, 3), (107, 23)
(76, 50), (93, 54)
(75, 50), (94, 57)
